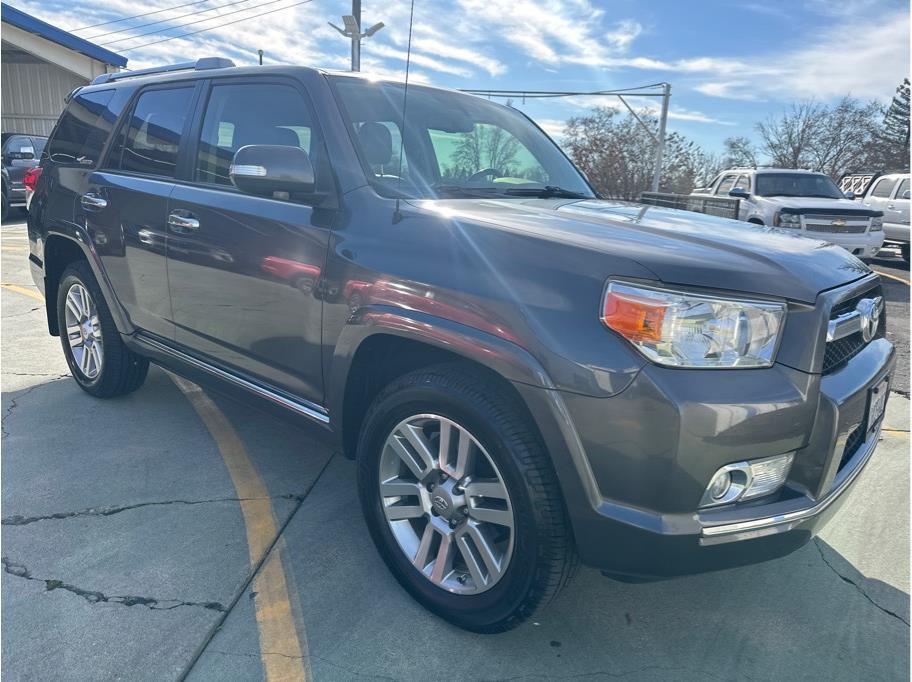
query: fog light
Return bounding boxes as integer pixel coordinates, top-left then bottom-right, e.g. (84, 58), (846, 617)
(700, 453), (794, 508)
(708, 471), (731, 500)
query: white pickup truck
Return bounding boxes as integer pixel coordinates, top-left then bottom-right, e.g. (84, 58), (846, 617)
(694, 168), (885, 258)
(858, 172), (910, 262)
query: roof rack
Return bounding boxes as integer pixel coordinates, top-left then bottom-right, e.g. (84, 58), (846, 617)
(90, 58), (235, 86)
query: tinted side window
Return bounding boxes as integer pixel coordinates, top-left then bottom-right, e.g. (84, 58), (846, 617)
(46, 90), (118, 166)
(196, 83), (314, 186)
(110, 88), (194, 178)
(715, 175), (737, 195)
(897, 178), (910, 198)
(870, 178), (896, 198)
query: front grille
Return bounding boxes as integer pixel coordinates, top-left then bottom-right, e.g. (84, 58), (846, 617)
(822, 286), (886, 374)
(803, 215), (870, 234)
(839, 424), (866, 470)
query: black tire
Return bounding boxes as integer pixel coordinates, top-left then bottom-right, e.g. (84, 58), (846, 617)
(901, 243), (909, 264)
(57, 261), (149, 398)
(1, 191), (8, 223)
(357, 363), (577, 632)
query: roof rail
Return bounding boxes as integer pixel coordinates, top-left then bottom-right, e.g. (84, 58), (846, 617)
(90, 57), (235, 86)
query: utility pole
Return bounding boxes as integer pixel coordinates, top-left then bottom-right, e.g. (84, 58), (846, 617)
(351, 0), (361, 72)
(650, 82), (671, 193)
(257, 49), (264, 65)
(329, 2), (385, 72)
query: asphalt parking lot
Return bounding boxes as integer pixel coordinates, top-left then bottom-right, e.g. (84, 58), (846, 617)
(1, 215), (909, 681)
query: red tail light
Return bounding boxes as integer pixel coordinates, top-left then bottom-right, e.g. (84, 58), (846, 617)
(24, 166), (42, 192)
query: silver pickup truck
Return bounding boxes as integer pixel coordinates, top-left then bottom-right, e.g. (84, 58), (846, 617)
(859, 173), (910, 262)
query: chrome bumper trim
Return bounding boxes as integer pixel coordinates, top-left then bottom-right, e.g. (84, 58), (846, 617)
(701, 422), (881, 538)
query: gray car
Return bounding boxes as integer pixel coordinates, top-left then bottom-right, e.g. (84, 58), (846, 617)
(1, 132), (46, 221)
(26, 60), (895, 632)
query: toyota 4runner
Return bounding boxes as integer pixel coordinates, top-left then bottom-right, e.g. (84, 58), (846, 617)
(27, 59), (895, 632)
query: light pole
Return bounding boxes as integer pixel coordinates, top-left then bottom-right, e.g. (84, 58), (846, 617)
(650, 82), (671, 193)
(328, 1), (385, 72)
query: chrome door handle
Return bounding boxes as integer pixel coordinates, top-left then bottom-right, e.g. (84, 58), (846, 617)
(80, 193), (107, 211)
(887, 204), (896, 209)
(168, 211), (200, 233)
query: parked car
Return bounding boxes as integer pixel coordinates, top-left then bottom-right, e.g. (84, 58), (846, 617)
(859, 172), (910, 262)
(27, 60), (895, 632)
(1, 133), (46, 221)
(695, 168), (884, 258)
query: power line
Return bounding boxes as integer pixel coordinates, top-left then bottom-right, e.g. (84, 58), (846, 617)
(71, 0), (213, 31)
(102, 0), (293, 46)
(87, 0), (256, 41)
(117, 0), (316, 52)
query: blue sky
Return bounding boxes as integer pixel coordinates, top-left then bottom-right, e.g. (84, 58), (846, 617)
(10, 0), (910, 151)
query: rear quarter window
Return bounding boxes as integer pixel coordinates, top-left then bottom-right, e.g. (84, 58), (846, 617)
(46, 90), (120, 167)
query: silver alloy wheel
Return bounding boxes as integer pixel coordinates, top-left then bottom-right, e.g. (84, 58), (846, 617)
(379, 414), (515, 595)
(64, 282), (103, 380)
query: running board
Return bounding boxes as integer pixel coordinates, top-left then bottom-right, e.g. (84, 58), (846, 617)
(134, 334), (330, 425)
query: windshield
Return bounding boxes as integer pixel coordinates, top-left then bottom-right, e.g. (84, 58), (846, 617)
(330, 76), (594, 200)
(754, 173), (844, 199)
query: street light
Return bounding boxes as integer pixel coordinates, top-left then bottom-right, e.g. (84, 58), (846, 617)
(328, 14), (385, 71)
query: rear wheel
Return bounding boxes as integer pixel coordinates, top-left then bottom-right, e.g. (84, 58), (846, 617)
(57, 261), (149, 397)
(1, 191), (8, 223)
(357, 363), (577, 632)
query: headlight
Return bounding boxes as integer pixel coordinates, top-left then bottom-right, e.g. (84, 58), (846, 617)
(871, 216), (883, 231)
(601, 282), (786, 368)
(776, 211), (801, 228)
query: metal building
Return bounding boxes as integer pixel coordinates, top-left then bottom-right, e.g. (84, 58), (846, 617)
(1, 3), (127, 136)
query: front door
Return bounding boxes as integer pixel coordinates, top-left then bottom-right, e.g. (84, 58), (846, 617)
(166, 79), (333, 406)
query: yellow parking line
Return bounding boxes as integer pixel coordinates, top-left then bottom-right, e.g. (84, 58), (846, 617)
(169, 374), (310, 681)
(1, 245), (28, 252)
(873, 269), (910, 286)
(0, 283), (44, 302)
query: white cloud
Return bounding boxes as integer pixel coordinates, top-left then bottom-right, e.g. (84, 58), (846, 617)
(535, 118), (566, 139)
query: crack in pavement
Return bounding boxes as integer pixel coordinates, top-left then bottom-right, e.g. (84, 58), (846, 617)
(1, 557), (226, 613)
(2, 494), (307, 526)
(1, 376), (69, 438)
(814, 539), (909, 627)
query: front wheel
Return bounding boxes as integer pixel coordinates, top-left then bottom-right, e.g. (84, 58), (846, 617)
(357, 364), (577, 632)
(57, 261), (149, 398)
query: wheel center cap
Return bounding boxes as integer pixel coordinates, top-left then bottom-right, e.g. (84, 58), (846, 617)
(429, 479), (464, 521)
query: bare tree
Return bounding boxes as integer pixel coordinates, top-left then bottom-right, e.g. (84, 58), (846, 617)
(755, 100), (826, 168)
(563, 107), (715, 199)
(721, 136), (758, 168)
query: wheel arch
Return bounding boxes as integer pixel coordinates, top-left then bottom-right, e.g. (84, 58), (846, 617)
(42, 230), (130, 336)
(329, 308), (556, 460)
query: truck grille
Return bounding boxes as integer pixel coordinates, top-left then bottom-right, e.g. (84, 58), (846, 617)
(803, 215), (870, 234)
(822, 288), (886, 374)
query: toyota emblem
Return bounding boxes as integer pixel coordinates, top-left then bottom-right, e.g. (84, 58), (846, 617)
(856, 297), (882, 343)
(432, 495), (449, 514)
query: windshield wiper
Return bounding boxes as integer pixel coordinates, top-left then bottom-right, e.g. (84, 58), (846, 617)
(502, 186), (589, 199)
(432, 185), (502, 198)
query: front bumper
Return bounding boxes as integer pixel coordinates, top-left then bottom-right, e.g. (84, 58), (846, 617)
(812, 230), (884, 258)
(517, 295), (895, 579)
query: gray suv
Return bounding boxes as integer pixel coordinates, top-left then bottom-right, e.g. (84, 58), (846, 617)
(27, 59), (895, 632)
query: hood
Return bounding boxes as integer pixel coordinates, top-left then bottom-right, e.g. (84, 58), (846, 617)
(412, 198), (871, 304)
(760, 196), (878, 213)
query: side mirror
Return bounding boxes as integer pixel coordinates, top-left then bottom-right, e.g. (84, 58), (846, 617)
(728, 187), (750, 200)
(903, 190), (911, 201)
(230, 145), (315, 197)
(843, 191), (856, 200)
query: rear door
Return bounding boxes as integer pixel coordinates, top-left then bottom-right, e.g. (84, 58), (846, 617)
(863, 176), (896, 214)
(86, 83), (199, 339)
(889, 178), (909, 225)
(166, 77), (334, 405)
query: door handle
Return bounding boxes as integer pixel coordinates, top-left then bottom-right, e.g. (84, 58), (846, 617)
(887, 204), (896, 209)
(80, 193), (107, 211)
(168, 210), (200, 233)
